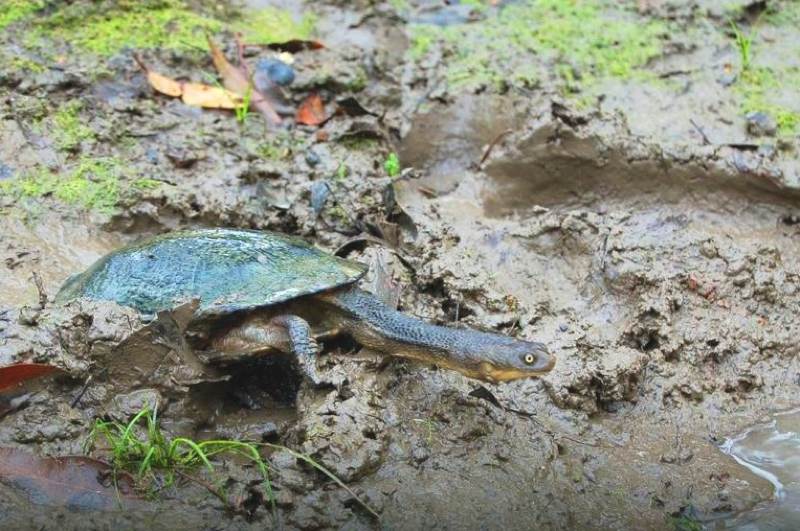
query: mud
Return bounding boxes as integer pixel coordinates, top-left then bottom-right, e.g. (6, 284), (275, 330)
(1, 0), (799, 529)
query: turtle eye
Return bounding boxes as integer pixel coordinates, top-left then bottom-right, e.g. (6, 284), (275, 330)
(523, 354), (535, 365)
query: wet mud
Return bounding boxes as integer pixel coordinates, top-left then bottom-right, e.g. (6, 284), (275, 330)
(1, 0), (799, 529)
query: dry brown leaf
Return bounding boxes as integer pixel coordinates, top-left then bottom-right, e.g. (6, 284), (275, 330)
(146, 70), (182, 97)
(181, 83), (241, 109)
(0, 448), (141, 510)
(208, 35), (250, 95)
(135, 55), (242, 110)
(207, 35), (281, 124)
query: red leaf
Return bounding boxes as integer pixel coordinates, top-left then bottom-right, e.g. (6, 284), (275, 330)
(0, 448), (141, 510)
(296, 93), (327, 126)
(0, 363), (60, 392)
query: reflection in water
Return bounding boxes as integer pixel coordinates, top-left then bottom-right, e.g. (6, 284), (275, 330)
(719, 409), (800, 530)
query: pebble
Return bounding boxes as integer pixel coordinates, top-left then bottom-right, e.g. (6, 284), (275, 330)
(310, 180), (331, 216)
(746, 111), (777, 137)
(305, 149), (321, 167)
(254, 58), (295, 92)
(0, 162), (13, 180)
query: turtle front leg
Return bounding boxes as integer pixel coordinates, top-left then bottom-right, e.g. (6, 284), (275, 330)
(215, 314), (320, 384)
(269, 315), (320, 385)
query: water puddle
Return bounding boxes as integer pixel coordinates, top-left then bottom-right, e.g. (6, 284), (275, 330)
(718, 409), (800, 530)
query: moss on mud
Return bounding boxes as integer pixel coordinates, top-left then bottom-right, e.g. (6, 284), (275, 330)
(52, 101), (95, 152)
(235, 6), (316, 45)
(11, 0), (314, 57)
(31, 0), (222, 56)
(736, 66), (800, 135)
(0, 0), (44, 30)
(410, 0), (668, 92)
(0, 157), (121, 213)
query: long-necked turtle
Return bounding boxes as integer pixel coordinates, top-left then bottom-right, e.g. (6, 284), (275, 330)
(56, 228), (554, 383)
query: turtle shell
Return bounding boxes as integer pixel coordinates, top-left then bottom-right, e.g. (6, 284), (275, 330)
(56, 228), (367, 317)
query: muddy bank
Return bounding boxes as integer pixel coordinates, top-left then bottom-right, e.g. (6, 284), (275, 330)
(1, 0), (799, 529)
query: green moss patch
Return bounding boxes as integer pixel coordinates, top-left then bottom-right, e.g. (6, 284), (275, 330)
(410, 0), (668, 93)
(0, 0), (44, 30)
(764, 1), (800, 26)
(21, 0), (315, 57)
(1, 157), (121, 213)
(235, 7), (316, 45)
(52, 101), (95, 152)
(736, 66), (800, 135)
(35, 0), (222, 56)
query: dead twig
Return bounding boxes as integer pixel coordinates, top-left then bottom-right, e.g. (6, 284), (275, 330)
(478, 128), (514, 166)
(689, 119), (712, 146)
(70, 374), (94, 408)
(233, 32), (251, 79)
(175, 469), (238, 511)
(31, 271), (47, 308)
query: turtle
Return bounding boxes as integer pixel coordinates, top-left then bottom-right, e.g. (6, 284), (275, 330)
(56, 228), (554, 384)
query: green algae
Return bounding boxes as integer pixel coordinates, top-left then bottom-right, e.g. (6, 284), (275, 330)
(20, 1), (314, 58)
(410, 0), (668, 93)
(0, 157), (121, 213)
(235, 6), (315, 45)
(736, 66), (800, 136)
(763, 0), (800, 26)
(52, 101), (95, 152)
(0, 0), (44, 30)
(34, 0), (221, 56)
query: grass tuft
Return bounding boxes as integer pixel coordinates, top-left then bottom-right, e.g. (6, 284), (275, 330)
(88, 407), (276, 513)
(729, 21), (754, 70)
(87, 407), (379, 519)
(384, 152), (400, 177)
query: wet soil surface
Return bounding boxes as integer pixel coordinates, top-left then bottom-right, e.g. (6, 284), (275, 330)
(1, 0), (799, 529)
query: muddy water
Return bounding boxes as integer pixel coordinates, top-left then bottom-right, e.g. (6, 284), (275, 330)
(720, 410), (800, 530)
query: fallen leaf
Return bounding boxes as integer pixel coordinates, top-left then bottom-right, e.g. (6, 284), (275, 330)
(181, 82), (241, 109)
(145, 69), (182, 98)
(267, 39), (325, 53)
(0, 363), (60, 392)
(296, 93), (327, 126)
(208, 35), (250, 95)
(0, 363), (66, 419)
(207, 35), (281, 124)
(134, 55), (243, 110)
(0, 448), (140, 510)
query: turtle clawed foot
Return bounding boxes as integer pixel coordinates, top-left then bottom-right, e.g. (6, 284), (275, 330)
(307, 337), (319, 355)
(298, 339), (326, 387)
(299, 360), (324, 387)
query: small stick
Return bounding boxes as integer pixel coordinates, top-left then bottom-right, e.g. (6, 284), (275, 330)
(234, 33), (251, 78)
(31, 271), (47, 307)
(175, 469), (235, 510)
(71, 374), (94, 408)
(478, 128), (514, 166)
(689, 119), (712, 146)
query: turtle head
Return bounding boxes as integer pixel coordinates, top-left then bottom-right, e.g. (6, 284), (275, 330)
(437, 330), (555, 383)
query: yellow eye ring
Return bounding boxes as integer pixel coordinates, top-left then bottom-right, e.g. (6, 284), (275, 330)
(524, 354), (535, 364)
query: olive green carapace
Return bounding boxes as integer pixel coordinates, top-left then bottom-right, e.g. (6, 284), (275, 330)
(56, 228), (367, 317)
